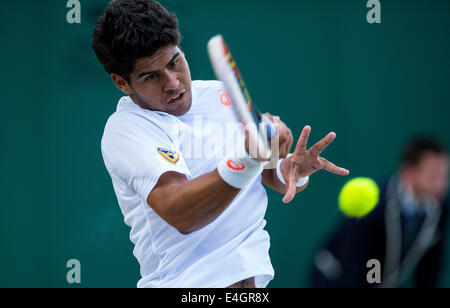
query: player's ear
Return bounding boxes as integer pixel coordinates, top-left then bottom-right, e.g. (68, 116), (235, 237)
(111, 73), (133, 96)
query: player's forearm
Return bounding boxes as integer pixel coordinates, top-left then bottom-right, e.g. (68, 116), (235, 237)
(159, 170), (240, 234)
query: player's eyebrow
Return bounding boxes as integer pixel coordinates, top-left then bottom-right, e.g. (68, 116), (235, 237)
(138, 52), (180, 78)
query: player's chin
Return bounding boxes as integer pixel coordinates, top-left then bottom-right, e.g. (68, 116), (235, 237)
(166, 91), (192, 116)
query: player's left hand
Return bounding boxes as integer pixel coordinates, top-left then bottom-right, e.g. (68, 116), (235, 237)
(262, 113), (293, 159)
(281, 125), (350, 203)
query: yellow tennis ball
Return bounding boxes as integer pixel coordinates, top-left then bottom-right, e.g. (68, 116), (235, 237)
(338, 177), (380, 218)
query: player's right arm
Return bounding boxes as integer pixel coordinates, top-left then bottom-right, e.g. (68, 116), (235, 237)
(102, 113), (263, 236)
(147, 131), (265, 234)
(148, 170), (240, 235)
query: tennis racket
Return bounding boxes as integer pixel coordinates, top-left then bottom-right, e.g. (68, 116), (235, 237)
(207, 35), (277, 161)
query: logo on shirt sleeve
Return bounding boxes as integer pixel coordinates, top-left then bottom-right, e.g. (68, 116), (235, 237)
(157, 147), (180, 164)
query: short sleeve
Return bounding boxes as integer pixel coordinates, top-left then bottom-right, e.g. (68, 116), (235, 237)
(101, 111), (191, 202)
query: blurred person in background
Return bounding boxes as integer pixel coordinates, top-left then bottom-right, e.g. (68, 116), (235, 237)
(311, 136), (449, 288)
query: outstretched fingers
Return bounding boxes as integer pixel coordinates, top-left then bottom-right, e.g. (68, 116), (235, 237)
(319, 157), (349, 176)
(282, 176), (298, 204)
(294, 125), (311, 153)
(309, 132), (336, 157)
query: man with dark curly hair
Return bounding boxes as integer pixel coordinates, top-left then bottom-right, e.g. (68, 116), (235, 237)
(93, 0), (349, 288)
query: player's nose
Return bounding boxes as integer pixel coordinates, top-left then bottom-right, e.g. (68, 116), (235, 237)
(162, 70), (180, 92)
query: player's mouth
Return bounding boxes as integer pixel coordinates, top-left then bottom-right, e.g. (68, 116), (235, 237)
(167, 90), (186, 105)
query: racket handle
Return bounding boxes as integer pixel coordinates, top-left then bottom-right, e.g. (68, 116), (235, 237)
(261, 116), (278, 140)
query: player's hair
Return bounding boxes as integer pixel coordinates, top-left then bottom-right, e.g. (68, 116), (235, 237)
(402, 136), (447, 167)
(92, 0), (181, 82)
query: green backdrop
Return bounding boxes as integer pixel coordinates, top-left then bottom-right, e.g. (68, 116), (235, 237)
(1, 0), (449, 287)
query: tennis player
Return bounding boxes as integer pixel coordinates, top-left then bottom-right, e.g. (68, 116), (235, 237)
(92, 0), (349, 288)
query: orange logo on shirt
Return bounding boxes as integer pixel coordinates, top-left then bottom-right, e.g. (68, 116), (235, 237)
(218, 89), (231, 106)
(227, 160), (246, 171)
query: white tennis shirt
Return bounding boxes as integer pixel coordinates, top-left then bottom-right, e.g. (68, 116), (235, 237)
(101, 80), (274, 288)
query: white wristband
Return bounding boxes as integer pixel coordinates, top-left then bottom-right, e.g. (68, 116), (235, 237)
(276, 155), (309, 187)
(218, 156), (264, 189)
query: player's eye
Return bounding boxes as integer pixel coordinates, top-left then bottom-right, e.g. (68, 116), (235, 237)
(169, 59), (179, 68)
(145, 74), (157, 81)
